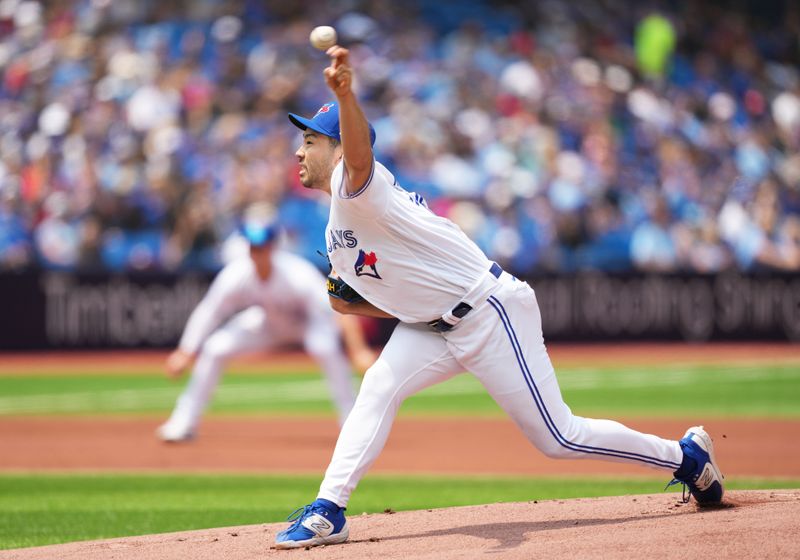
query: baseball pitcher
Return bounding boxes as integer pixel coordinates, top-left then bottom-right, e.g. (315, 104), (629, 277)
(274, 46), (724, 549)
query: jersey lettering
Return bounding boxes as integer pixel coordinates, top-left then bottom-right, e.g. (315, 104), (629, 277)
(342, 230), (358, 247)
(327, 229), (358, 253)
(393, 185), (429, 209)
(410, 192), (428, 208)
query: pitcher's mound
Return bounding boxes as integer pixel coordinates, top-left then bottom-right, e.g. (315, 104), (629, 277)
(4, 491), (799, 560)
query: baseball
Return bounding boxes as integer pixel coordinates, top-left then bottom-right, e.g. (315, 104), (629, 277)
(309, 26), (337, 50)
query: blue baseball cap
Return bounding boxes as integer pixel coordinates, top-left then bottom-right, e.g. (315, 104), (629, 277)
(288, 101), (376, 146)
(241, 203), (280, 247)
(242, 222), (279, 247)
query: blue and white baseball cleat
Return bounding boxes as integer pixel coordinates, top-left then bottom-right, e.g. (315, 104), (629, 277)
(274, 498), (349, 549)
(668, 425), (725, 505)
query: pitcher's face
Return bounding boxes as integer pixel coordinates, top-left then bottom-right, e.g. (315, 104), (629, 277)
(295, 132), (341, 193)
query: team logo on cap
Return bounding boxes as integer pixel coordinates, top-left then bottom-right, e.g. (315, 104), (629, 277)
(354, 249), (381, 279)
(315, 103), (334, 117)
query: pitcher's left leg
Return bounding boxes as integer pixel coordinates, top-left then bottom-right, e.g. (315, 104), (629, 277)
(453, 281), (682, 472)
(317, 323), (463, 507)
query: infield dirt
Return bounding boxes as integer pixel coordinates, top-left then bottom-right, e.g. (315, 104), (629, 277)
(1, 416), (798, 477)
(2, 491), (798, 560)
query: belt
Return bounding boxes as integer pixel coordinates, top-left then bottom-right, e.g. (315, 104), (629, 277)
(428, 262), (503, 333)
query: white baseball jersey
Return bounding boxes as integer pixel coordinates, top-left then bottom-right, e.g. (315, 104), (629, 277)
(179, 251), (334, 355)
(316, 158), (684, 510)
(326, 159), (494, 323)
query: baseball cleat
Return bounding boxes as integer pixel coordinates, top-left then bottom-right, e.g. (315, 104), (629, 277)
(669, 425), (724, 505)
(274, 498), (349, 549)
(155, 422), (195, 443)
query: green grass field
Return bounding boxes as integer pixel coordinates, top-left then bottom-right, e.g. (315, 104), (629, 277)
(1, 361), (798, 417)
(1, 358), (799, 550)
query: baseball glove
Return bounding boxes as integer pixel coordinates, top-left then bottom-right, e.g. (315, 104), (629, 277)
(327, 275), (365, 303)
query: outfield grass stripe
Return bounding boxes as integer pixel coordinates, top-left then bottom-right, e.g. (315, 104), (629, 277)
(561, 365), (800, 390)
(0, 388), (176, 414)
(0, 363), (797, 416)
(417, 366), (800, 397)
(0, 377), (486, 415)
(0, 382), (328, 414)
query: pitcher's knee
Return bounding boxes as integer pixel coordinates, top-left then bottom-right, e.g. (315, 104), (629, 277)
(534, 437), (576, 459)
(527, 419), (586, 459)
(357, 360), (405, 407)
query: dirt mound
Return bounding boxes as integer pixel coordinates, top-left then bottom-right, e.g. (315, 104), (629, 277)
(3, 491), (798, 560)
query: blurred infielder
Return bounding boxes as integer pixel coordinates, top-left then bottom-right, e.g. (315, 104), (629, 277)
(274, 47), (724, 549)
(157, 205), (373, 442)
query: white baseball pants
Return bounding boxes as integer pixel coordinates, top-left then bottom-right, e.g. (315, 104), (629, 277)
(166, 306), (356, 432)
(317, 274), (683, 506)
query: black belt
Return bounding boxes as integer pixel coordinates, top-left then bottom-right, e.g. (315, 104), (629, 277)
(428, 262), (503, 333)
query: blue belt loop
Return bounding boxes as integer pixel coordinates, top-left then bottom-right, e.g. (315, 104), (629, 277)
(429, 263), (504, 332)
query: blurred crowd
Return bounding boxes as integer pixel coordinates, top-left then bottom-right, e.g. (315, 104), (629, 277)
(1, 0), (799, 274)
